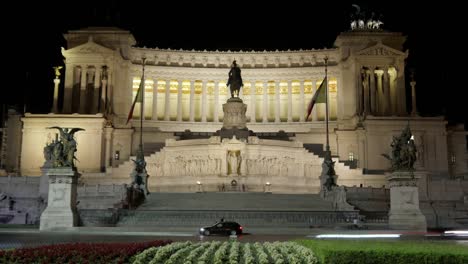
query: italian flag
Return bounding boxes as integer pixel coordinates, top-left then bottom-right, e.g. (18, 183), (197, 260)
(306, 77), (327, 121)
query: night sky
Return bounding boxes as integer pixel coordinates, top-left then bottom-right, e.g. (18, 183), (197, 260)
(5, 1), (466, 127)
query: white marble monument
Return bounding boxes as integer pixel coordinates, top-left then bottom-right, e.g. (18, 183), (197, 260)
(39, 167), (79, 230)
(387, 171), (427, 231)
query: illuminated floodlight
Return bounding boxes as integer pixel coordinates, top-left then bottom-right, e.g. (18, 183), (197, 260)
(444, 230), (468, 236)
(315, 234), (401, 239)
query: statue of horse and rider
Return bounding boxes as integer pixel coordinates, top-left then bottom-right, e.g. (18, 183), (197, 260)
(226, 60), (243, 98)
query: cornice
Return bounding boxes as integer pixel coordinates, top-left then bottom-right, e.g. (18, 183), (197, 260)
(129, 47), (340, 69)
(129, 65), (341, 81)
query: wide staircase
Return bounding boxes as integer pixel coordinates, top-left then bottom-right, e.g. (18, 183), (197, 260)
(114, 193), (358, 229)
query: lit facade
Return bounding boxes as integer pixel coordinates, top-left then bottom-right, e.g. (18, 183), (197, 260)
(7, 27), (466, 185)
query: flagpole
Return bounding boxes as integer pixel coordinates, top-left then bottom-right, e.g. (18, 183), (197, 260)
(320, 56), (336, 195)
(324, 57), (329, 152)
(139, 57), (146, 152)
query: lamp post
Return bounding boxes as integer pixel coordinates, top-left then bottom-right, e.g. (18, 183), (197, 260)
(197, 181), (202, 193)
(265, 182), (271, 193)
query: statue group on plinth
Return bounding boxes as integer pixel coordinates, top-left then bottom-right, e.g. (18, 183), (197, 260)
(44, 127), (85, 170)
(382, 124), (417, 172)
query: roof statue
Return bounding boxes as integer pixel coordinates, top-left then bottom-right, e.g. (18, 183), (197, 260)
(53, 66), (63, 79)
(350, 5), (383, 31)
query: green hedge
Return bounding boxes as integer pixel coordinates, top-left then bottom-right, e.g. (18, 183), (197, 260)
(297, 240), (468, 264)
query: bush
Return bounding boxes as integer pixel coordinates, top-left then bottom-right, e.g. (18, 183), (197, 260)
(0, 240), (171, 264)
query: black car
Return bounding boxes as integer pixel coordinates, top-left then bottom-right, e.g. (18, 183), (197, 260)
(199, 221), (243, 236)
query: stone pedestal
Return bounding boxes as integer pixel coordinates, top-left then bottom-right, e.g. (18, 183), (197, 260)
(40, 167), (79, 230)
(217, 98), (252, 140)
(222, 98), (247, 129)
(387, 171), (427, 231)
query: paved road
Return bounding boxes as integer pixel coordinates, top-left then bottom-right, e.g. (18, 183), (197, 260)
(0, 226), (466, 249)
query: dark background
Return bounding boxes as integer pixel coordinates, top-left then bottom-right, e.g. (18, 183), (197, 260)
(3, 1), (466, 128)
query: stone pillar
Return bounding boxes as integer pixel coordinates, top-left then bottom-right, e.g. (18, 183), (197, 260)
(39, 168), (79, 230)
(189, 80), (195, 122)
(222, 101), (247, 129)
(52, 78), (60, 113)
(369, 67), (376, 115)
(287, 80), (293, 122)
(357, 68), (363, 115)
(396, 64), (407, 115)
(299, 80), (305, 122)
(387, 171), (427, 231)
(79, 65), (88, 114)
(104, 127), (113, 168)
(262, 81), (268, 123)
(164, 80), (171, 121)
(63, 65), (74, 113)
(177, 80), (183, 121)
(201, 80), (207, 122)
(92, 67), (101, 114)
(106, 68), (113, 115)
(275, 81), (280, 122)
(312, 80), (318, 121)
(214, 81), (220, 122)
(375, 70), (383, 115)
(250, 81), (256, 123)
(383, 67), (391, 116)
(100, 69), (108, 113)
(152, 79), (158, 120)
(363, 69), (370, 115)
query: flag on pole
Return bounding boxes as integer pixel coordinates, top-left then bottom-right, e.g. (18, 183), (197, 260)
(126, 77), (145, 124)
(306, 77), (327, 121)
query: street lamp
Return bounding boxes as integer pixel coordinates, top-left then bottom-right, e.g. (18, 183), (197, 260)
(265, 182), (271, 193)
(196, 181), (202, 193)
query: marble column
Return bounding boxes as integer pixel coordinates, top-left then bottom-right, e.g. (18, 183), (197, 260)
(396, 63), (407, 115)
(52, 78), (60, 113)
(164, 80), (171, 121)
(79, 65), (88, 114)
(287, 80), (293, 122)
(299, 80), (305, 122)
(275, 81), (280, 122)
(375, 70), (383, 115)
(214, 81), (220, 122)
(201, 80), (207, 122)
(92, 67), (101, 114)
(383, 67), (391, 116)
(63, 65), (74, 113)
(369, 67), (376, 115)
(189, 80), (195, 122)
(262, 81), (268, 123)
(104, 127), (113, 167)
(100, 66), (108, 113)
(312, 80), (318, 121)
(106, 67), (113, 115)
(177, 80), (183, 121)
(363, 69), (370, 115)
(250, 81), (256, 123)
(152, 79), (158, 120)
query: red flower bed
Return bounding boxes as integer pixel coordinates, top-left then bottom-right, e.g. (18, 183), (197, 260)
(0, 240), (171, 264)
